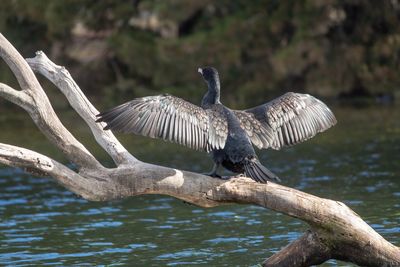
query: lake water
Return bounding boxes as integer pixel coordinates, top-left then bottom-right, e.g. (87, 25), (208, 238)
(0, 104), (399, 266)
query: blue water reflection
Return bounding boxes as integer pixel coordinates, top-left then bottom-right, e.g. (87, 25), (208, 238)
(0, 105), (399, 266)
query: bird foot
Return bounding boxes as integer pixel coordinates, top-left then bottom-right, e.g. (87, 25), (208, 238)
(232, 173), (246, 178)
(203, 172), (234, 181)
(215, 174), (247, 181)
(203, 172), (222, 178)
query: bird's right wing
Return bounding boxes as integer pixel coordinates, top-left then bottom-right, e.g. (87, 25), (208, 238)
(234, 92), (336, 150)
(96, 94), (227, 152)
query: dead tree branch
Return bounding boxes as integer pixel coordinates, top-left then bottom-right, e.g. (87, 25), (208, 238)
(0, 33), (399, 267)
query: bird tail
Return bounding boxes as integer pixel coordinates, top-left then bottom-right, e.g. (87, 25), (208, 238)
(244, 159), (281, 183)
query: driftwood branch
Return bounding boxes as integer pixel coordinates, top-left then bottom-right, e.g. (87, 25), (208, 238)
(25, 53), (136, 166)
(0, 35), (100, 170)
(0, 33), (399, 266)
(263, 230), (331, 266)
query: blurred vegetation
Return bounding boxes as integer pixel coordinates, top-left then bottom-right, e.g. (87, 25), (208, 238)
(0, 0), (399, 109)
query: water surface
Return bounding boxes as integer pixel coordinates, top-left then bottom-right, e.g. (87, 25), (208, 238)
(0, 104), (399, 266)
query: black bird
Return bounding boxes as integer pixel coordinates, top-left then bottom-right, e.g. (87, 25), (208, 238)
(96, 67), (336, 183)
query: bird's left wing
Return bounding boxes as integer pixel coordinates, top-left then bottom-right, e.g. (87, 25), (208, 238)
(96, 94), (227, 152)
(234, 92), (337, 150)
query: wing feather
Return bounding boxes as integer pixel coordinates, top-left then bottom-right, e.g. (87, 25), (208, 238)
(234, 92), (336, 150)
(96, 94), (228, 152)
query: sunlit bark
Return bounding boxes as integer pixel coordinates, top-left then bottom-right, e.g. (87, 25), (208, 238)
(0, 33), (399, 267)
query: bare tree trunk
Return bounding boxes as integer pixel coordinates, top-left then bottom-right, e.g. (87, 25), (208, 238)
(0, 33), (399, 266)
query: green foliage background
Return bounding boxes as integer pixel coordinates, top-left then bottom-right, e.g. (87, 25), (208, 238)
(0, 0), (399, 108)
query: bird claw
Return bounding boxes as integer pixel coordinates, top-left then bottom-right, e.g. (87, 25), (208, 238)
(203, 172), (234, 181)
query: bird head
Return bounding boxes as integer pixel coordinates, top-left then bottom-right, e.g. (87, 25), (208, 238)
(198, 67), (219, 84)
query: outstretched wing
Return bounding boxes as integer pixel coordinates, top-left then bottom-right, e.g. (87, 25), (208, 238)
(96, 94), (227, 152)
(234, 92), (336, 150)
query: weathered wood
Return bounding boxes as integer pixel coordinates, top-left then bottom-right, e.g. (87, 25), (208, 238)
(263, 230), (331, 267)
(0, 33), (399, 266)
(0, 34), (101, 170)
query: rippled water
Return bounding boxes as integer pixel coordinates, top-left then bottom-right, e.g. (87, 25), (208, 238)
(0, 105), (399, 266)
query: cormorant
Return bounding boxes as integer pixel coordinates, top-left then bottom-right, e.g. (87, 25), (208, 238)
(96, 67), (336, 183)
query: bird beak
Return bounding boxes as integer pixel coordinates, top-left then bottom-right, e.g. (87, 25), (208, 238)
(197, 68), (203, 75)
